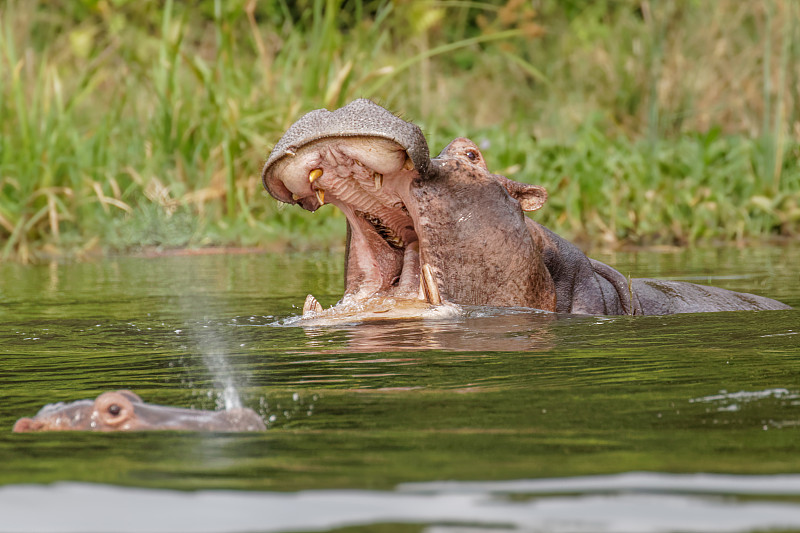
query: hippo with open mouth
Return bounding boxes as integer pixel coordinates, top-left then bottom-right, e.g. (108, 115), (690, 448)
(12, 390), (266, 432)
(262, 99), (790, 318)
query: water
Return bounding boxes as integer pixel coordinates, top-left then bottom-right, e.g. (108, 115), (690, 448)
(0, 246), (798, 532)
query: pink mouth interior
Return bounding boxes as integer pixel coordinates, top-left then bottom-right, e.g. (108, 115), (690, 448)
(266, 137), (424, 301)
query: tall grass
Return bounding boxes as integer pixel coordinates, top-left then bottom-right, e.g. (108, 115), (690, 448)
(0, 0), (798, 262)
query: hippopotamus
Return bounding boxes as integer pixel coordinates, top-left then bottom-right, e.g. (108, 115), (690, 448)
(262, 99), (791, 317)
(12, 390), (266, 432)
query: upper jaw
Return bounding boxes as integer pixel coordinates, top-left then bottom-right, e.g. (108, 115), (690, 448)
(263, 136), (415, 209)
(262, 99), (430, 205)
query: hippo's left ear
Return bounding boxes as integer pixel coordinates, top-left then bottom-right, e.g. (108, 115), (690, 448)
(497, 175), (548, 212)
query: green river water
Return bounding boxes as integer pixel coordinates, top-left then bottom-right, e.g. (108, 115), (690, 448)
(0, 246), (799, 532)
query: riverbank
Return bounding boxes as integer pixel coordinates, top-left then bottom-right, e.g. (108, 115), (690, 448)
(2, 1), (799, 262)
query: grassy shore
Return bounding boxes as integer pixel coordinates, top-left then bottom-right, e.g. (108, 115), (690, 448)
(1, 0), (799, 262)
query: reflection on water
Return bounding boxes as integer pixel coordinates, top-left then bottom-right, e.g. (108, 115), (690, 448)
(0, 247), (799, 532)
(5, 474), (800, 533)
(289, 307), (558, 353)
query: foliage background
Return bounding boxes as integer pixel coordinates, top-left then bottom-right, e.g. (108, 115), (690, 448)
(1, 0), (799, 261)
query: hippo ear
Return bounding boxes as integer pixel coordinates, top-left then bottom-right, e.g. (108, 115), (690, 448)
(497, 176), (548, 212)
(117, 390), (144, 404)
(512, 184), (548, 212)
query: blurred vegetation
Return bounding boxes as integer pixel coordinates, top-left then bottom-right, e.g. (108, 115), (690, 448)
(1, 0), (799, 262)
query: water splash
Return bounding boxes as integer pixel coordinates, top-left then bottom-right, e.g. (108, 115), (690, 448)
(203, 346), (242, 411)
(185, 323), (243, 411)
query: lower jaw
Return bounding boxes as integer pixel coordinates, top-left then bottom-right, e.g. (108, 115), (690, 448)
(301, 242), (443, 318)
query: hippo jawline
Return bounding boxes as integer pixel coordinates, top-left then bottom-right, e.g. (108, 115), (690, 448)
(263, 135), (442, 317)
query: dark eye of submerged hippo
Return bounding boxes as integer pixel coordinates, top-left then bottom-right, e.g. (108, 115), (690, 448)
(262, 99), (791, 318)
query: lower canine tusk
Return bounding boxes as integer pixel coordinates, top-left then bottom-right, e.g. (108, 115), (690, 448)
(421, 264), (442, 306)
(302, 294), (323, 315)
(315, 189), (325, 205)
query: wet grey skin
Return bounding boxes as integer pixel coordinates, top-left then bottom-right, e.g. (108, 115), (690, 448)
(262, 99), (791, 316)
(12, 391), (266, 432)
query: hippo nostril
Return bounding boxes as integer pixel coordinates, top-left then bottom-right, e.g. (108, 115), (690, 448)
(108, 404), (122, 416)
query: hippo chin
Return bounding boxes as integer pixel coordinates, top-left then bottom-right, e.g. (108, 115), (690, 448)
(13, 390), (266, 432)
(262, 99), (791, 317)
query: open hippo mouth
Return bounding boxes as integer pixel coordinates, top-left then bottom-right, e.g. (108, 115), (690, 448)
(262, 100), (443, 311)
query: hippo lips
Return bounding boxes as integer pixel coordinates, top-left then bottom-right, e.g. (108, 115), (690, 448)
(264, 136), (443, 314)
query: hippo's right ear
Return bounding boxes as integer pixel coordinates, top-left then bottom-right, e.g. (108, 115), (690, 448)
(117, 390), (144, 403)
(498, 176), (548, 212)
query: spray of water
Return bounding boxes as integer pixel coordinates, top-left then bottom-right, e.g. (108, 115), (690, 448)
(194, 323), (242, 411)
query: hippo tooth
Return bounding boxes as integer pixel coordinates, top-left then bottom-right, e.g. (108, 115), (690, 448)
(315, 189), (325, 206)
(354, 159), (364, 167)
(302, 294), (323, 316)
(421, 264), (442, 306)
(291, 193), (301, 201)
(374, 172), (383, 191)
(384, 235), (404, 250)
(309, 168), (323, 184)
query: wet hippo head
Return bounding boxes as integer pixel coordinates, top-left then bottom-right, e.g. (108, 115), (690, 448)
(263, 99), (556, 315)
(13, 391), (266, 432)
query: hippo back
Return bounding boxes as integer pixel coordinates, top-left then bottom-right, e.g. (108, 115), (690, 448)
(631, 279), (791, 314)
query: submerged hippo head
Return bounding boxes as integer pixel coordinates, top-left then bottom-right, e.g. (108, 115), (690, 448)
(263, 99), (556, 315)
(13, 390), (266, 432)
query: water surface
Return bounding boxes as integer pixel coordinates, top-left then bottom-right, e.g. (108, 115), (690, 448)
(0, 246), (798, 532)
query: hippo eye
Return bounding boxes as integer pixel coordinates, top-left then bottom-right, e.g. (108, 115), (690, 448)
(466, 150), (478, 161)
(108, 404), (122, 416)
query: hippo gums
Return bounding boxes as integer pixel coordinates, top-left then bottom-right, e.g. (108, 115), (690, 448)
(262, 99), (790, 317)
(13, 391), (266, 432)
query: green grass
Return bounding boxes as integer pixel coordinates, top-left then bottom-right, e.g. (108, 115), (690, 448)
(1, 0), (799, 262)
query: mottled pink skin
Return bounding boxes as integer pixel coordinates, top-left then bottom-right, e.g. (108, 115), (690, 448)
(13, 391), (266, 432)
